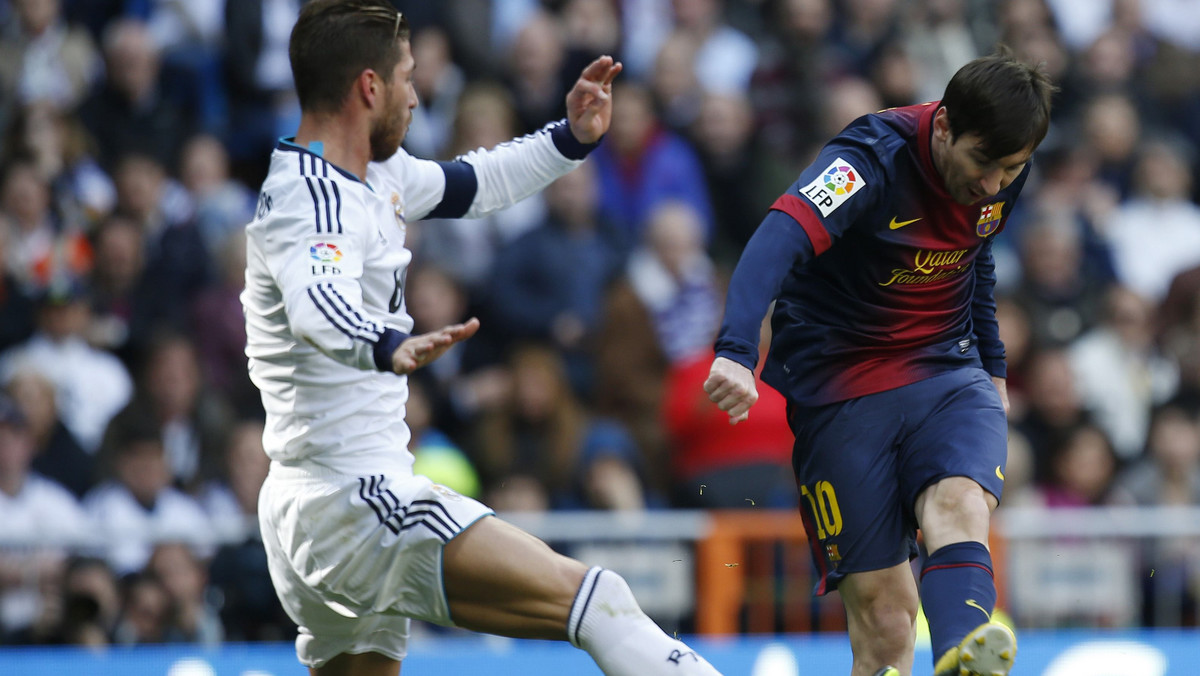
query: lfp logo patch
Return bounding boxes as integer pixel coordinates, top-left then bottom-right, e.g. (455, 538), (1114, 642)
(977, 201), (1004, 237)
(310, 242), (343, 263)
(823, 163), (859, 196)
(801, 157), (866, 217)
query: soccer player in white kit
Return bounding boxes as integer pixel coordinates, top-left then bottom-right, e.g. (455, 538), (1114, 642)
(242, 2), (726, 675)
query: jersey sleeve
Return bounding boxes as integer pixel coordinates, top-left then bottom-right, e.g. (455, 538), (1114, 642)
(712, 142), (884, 369)
(767, 142), (885, 255)
(971, 237), (1006, 378)
(374, 120), (597, 221)
(263, 188), (407, 373)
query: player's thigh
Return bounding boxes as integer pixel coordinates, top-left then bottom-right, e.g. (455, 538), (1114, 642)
(897, 369), (1007, 515)
(311, 651), (401, 676)
(443, 515), (587, 640)
(789, 398), (916, 594)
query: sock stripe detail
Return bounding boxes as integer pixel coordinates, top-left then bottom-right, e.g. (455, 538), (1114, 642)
(920, 561), (994, 581)
(567, 566), (604, 648)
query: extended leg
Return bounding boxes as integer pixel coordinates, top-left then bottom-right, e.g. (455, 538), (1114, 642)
(442, 515), (724, 675)
(837, 562), (919, 676)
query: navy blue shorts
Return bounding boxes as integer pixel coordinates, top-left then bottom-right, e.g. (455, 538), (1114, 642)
(787, 368), (1007, 594)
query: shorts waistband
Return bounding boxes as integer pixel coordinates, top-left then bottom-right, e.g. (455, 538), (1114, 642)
(268, 461), (413, 481)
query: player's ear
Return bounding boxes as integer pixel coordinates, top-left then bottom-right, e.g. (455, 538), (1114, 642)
(932, 107), (951, 142)
(356, 69), (381, 109)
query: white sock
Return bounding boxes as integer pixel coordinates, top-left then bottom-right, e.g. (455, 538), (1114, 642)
(567, 567), (723, 675)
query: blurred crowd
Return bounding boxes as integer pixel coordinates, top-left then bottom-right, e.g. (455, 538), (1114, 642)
(1, 0), (1200, 647)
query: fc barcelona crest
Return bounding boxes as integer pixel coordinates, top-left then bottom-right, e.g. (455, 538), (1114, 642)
(976, 201), (1004, 237)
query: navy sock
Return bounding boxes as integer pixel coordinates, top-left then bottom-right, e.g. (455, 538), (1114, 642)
(919, 541), (996, 661)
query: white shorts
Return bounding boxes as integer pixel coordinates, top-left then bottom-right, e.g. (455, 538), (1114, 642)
(258, 463), (494, 668)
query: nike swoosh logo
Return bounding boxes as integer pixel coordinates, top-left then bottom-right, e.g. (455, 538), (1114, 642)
(889, 216), (921, 230)
(995, 465), (1005, 481)
(965, 599), (991, 619)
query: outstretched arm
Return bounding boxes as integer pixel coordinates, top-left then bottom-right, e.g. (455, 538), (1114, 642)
(377, 56), (623, 222)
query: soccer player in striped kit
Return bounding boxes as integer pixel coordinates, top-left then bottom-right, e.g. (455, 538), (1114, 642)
(704, 50), (1055, 676)
(243, 2), (724, 675)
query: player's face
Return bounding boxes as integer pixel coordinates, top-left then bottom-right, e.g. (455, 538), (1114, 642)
(932, 108), (1034, 205)
(369, 40), (418, 162)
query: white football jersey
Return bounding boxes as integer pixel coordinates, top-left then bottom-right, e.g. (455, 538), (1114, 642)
(243, 122), (590, 476)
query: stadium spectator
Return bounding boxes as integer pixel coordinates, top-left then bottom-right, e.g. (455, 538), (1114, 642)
(0, 223), (36, 353)
(177, 134), (255, 257)
(145, 543), (223, 645)
(1035, 421), (1120, 507)
(104, 332), (232, 489)
(689, 91), (793, 264)
(590, 80), (714, 244)
(595, 201), (724, 490)
(0, 279), (132, 453)
(1104, 139), (1200, 303)
(189, 231), (259, 416)
(204, 420), (293, 641)
(1069, 285), (1179, 460)
(472, 343), (603, 507)
(1011, 207), (1106, 348)
(6, 367), (92, 498)
(404, 263), (508, 444)
(1080, 93), (1142, 198)
(507, 9), (568, 134)
(1013, 348), (1089, 482)
(0, 159), (90, 293)
(402, 26), (465, 160)
(56, 556), (119, 646)
(672, 0), (758, 95)
(0, 393), (90, 641)
(86, 214), (150, 359)
(662, 331), (795, 508)
(111, 572), (169, 645)
(487, 160), (625, 395)
(78, 18), (192, 172)
(110, 153), (210, 334)
(85, 410), (212, 575)
(650, 31), (703, 131)
(413, 83), (546, 291)
(0, 0), (99, 129)
(406, 378), (482, 500)
(4, 102), (116, 222)
(221, 0), (302, 185)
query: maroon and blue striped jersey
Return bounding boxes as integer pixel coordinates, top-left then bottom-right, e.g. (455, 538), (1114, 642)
(715, 102), (1029, 406)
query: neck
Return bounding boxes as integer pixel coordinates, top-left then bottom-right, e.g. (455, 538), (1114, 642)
(294, 111), (371, 180)
(0, 472), (24, 498)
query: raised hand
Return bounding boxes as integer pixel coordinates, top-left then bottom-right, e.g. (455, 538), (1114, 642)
(391, 318), (480, 375)
(565, 55), (623, 144)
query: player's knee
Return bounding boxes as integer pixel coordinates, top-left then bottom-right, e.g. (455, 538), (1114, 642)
(860, 600), (916, 655)
(920, 478), (990, 526)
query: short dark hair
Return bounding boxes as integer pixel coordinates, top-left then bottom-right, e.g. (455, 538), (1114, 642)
(289, 0), (410, 113)
(940, 46), (1057, 159)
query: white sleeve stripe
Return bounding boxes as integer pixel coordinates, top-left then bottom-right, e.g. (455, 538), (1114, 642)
(324, 283), (383, 335)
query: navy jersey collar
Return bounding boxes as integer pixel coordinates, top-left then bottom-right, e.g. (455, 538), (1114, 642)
(276, 138), (365, 185)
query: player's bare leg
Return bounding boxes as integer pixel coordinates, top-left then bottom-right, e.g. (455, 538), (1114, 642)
(916, 476), (1015, 676)
(443, 516), (585, 638)
(310, 650), (401, 676)
(443, 515), (724, 675)
(837, 562), (919, 676)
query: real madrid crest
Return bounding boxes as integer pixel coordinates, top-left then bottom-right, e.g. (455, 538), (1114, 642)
(390, 192), (406, 234)
(976, 201), (1004, 237)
